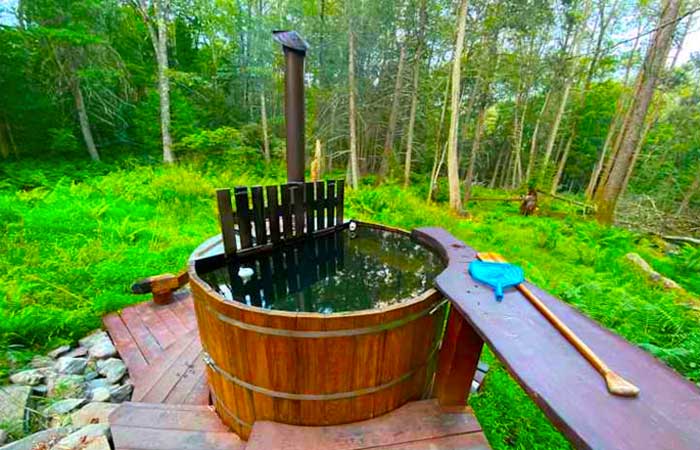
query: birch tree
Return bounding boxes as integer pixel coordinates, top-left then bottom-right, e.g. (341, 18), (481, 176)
(446, 0), (469, 211)
(130, 0), (174, 163)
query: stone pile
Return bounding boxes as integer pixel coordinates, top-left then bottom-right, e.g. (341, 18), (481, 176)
(0, 329), (131, 450)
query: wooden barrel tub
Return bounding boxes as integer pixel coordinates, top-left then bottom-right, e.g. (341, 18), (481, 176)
(188, 223), (447, 440)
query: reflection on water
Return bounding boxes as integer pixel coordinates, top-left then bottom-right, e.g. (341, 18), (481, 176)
(197, 226), (444, 313)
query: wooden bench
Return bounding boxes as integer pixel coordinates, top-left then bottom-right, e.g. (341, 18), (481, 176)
(415, 227), (700, 450)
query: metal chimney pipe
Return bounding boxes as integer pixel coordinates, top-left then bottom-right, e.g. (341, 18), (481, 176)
(273, 30), (309, 184)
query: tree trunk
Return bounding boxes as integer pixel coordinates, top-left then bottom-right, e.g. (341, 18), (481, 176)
(596, 0), (681, 224)
(619, 108), (657, 198)
(586, 21), (642, 199)
(677, 166), (700, 215)
(403, 60), (420, 187)
(490, 148), (504, 188)
(71, 78), (100, 161)
(0, 118), (10, 159)
(526, 90), (551, 184)
(348, 29), (360, 189)
(154, 1), (174, 163)
(586, 102), (620, 199)
(511, 99), (527, 188)
(463, 106), (486, 204)
(379, 45), (406, 181)
(404, 0), (428, 187)
(540, 82), (571, 180)
(260, 92), (270, 163)
(670, 14), (692, 70)
(428, 76), (450, 202)
(446, 0), (469, 211)
(551, 133), (573, 194)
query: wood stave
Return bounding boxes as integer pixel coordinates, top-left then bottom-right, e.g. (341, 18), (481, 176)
(188, 222), (447, 439)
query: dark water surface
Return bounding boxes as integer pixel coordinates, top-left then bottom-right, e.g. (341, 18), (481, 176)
(197, 225), (444, 313)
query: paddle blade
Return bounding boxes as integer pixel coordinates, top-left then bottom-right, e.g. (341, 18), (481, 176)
(604, 371), (640, 397)
(469, 260), (525, 301)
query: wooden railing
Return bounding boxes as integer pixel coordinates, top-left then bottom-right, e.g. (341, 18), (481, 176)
(416, 227), (700, 450)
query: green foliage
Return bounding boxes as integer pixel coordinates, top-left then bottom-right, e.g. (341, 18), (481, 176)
(1, 158), (699, 448)
(130, 88), (199, 156)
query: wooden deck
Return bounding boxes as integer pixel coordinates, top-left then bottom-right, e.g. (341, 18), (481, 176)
(103, 291), (208, 405)
(104, 291), (490, 449)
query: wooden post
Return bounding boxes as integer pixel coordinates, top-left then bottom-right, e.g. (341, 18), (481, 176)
(434, 308), (483, 411)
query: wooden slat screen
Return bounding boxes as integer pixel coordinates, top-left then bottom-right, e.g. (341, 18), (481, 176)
(216, 180), (346, 256)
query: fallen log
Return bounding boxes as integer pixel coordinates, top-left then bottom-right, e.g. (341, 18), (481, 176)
(661, 235), (700, 246)
(625, 253), (683, 291)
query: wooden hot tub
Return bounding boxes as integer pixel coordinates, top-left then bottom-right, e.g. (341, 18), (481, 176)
(188, 222), (447, 439)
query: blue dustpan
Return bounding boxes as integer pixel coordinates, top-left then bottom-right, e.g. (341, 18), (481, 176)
(469, 260), (525, 301)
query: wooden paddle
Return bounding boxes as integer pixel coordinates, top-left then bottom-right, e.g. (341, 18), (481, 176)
(478, 252), (640, 398)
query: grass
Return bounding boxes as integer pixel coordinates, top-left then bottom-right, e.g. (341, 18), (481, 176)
(1, 156), (698, 448)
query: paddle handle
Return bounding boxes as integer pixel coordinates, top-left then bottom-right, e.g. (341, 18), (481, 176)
(495, 283), (504, 301)
(478, 252), (639, 397)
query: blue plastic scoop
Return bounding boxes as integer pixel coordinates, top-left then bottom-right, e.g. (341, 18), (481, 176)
(469, 260), (525, 301)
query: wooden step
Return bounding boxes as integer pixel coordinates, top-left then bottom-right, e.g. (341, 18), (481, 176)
(103, 291), (197, 379)
(245, 399), (489, 450)
(130, 329), (209, 405)
(110, 402), (244, 450)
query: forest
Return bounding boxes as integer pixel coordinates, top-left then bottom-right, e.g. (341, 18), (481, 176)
(1, 0), (699, 227)
(1, 0), (700, 448)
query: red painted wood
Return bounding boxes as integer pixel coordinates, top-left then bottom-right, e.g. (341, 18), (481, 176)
(378, 433), (489, 450)
(133, 331), (206, 404)
(136, 301), (177, 350)
(164, 348), (208, 404)
(152, 303), (189, 338)
(103, 313), (149, 378)
(413, 227), (700, 450)
(246, 400), (485, 450)
(171, 293), (197, 330)
(434, 308), (483, 408)
(110, 402), (228, 431)
(119, 305), (164, 363)
(110, 403), (242, 450)
(181, 368), (210, 405)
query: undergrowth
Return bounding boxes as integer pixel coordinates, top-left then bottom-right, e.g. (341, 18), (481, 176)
(1, 157), (698, 449)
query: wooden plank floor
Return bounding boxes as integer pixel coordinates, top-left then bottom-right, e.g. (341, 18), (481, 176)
(110, 400), (488, 450)
(246, 400), (489, 450)
(131, 330), (209, 405)
(110, 402), (244, 450)
(103, 290), (209, 405)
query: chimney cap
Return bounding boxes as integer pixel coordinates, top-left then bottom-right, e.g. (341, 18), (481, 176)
(273, 30), (309, 54)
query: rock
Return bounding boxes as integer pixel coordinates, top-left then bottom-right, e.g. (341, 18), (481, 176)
(79, 331), (108, 349)
(9, 369), (44, 386)
(0, 429), (6, 446)
(55, 357), (87, 375)
(0, 385), (30, 425)
(96, 358), (126, 384)
(88, 338), (116, 360)
(43, 398), (87, 416)
(31, 355), (55, 369)
(86, 378), (113, 392)
(82, 435), (111, 450)
(90, 387), (111, 403)
(48, 345), (71, 359)
(32, 384), (48, 395)
(0, 427), (71, 450)
(48, 375), (85, 399)
(109, 383), (133, 403)
(71, 402), (119, 427)
(51, 424), (110, 450)
(84, 371), (98, 382)
(63, 347), (88, 359)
